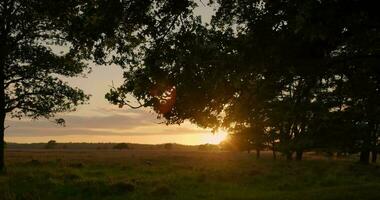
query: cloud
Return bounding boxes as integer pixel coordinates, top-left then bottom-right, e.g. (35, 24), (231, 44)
(4, 64), (214, 144)
(5, 112), (208, 137)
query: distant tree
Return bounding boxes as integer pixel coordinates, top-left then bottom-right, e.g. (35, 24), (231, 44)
(44, 140), (57, 149)
(96, 145), (109, 150)
(113, 143), (130, 150)
(163, 143), (173, 150)
(198, 144), (218, 151)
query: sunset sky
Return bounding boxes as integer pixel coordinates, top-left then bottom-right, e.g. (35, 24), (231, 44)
(4, 4), (225, 145)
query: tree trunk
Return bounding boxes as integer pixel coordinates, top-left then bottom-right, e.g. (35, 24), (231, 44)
(296, 150), (303, 161)
(256, 149), (260, 159)
(372, 150), (377, 163)
(0, 111), (5, 172)
(359, 150), (370, 164)
(0, 15), (8, 173)
(0, 55), (5, 172)
(270, 139), (276, 160)
(286, 152), (292, 161)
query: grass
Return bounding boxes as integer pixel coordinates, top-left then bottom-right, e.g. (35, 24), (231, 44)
(1, 150), (380, 200)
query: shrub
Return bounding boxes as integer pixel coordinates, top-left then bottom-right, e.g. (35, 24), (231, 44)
(198, 144), (219, 151)
(163, 143), (173, 150)
(44, 140), (57, 149)
(113, 143), (130, 150)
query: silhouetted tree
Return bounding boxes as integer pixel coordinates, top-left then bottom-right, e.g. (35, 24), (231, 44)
(113, 143), (129, 150)
(44, 140), (57, 149)
(107, 0), (379, 163)
(198, 143), (218, 151)
(228, 130), (254, 153)
(1, 0), (194, 171)
(0, 0), (91, 171)
(163, 143), (173, 150)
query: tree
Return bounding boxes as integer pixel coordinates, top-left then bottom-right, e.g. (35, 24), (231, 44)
(163, 143), (173, 150)
(0, 0), (91, 171)
(107, 0), (379, 163)
(44, 140), (57, 149)
(311, 0), (380, 163)
(107, 0), (326, 160)
(113, 143), (130, 150)
(219, 0), (380, 162)
(198, 143), (218, 151)
(1, 0), (195, 171)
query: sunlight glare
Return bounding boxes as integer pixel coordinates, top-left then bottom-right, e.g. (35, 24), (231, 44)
(202, 130), (228, 144)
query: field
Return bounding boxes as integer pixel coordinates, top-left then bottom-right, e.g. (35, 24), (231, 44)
(1, 149), (380, 200)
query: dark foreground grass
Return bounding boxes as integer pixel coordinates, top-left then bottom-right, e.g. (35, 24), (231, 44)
(1, 150), (380, 200)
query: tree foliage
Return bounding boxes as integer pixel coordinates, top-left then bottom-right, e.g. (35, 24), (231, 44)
(113, 143), (130, 150)
(0, 0), (195, 170)
(44, 140), (57, 149)
(108, 0), (380, 163)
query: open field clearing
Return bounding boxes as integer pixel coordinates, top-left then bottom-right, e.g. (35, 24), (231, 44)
(1, 150), (380, 200)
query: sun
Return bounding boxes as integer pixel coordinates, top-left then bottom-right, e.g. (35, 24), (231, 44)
(202, 130), (228, 144)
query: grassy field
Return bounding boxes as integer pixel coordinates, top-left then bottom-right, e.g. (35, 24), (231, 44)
(1, 150), (380, 200)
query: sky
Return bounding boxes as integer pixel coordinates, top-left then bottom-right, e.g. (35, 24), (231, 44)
(4, 3), (226, 145)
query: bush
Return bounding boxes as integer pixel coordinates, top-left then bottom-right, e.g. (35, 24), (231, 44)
(163, 143), (173, 150)
(198, 144), (219, 151)
(113, 143), (129, 150)
(44, 140), (57, 149)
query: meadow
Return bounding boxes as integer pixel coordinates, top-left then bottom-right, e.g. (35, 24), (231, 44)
(1, 149), (380, 200)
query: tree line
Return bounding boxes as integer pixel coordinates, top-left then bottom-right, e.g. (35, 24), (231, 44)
(107, 0), (380, 164)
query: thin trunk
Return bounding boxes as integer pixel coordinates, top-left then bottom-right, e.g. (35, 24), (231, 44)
(372, 150), (377, 163)
(0, 71), (4, 172)
(272, 146), (276, 160)
(371, 125), (378, 163)
(359, 150), (370, 164)
(360, 124), (372, 164)
(0, 55), (5, 172)
(359, 129), (373, 164)
(270, 137), (276, 160)
(0, 112), (4, 172)
(280, 125), (293, 161)
(296, 150), (303, 161)
(256, 149), (260, 159)
(286, 152), (293, 161)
